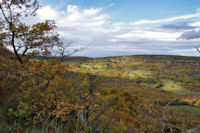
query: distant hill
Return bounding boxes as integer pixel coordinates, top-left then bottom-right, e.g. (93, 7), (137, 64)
(92, 55), (200, 66)
(0, 47), (15, 58)
(1, 47), (200, 65)
(29, 56), (90, 62)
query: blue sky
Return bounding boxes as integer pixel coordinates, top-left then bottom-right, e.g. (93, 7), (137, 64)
(41, 0), (200, 22)
(35, 0), (200, 57)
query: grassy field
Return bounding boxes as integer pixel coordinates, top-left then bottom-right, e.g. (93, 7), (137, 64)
(170, 105), (200, 117)
(65, 55), (200, 124)
(160, 78), (200, 95)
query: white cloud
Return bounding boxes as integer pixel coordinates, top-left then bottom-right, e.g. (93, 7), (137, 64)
(37, 5), (58, 20)
(131, 9), (200, 25)
(114, 28), (181, 41)
(116, 33), (135, 39)
(142, 31), (181, 41)
(67, 5), (79, 13)
(56, 5), (109, 29)
(83, 8), (103, 16)
(32, 5), (200, 57)
(189, 21), (200, 27)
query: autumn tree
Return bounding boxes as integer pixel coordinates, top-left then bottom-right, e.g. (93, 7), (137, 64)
(0, 0), (63, 63)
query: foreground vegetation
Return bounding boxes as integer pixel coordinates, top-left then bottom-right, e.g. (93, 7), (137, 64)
(1, 48), (200, 132)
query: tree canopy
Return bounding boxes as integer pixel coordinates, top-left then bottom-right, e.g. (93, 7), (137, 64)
(0, 0), (63, 63)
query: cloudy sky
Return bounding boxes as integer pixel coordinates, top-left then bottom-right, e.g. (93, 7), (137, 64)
(35, 0), (200, 57)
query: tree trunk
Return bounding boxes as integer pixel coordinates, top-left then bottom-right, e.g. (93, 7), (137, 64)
(11, 31), (23, 63)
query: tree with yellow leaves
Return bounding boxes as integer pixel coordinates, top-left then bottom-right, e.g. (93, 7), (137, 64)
(0, 0), (63, 63)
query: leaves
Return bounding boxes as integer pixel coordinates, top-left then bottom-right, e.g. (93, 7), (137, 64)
(0, 0), (63, 63)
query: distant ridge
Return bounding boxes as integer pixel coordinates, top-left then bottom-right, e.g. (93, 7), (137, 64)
(0, 47), (15, 58)
(95, 54), (200, 59)
(1, 47), (199, 64)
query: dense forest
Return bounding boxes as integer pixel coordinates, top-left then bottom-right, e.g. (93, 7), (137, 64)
(0, 0), (200, 133)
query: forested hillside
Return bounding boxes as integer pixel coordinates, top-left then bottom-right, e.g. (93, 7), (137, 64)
(1, 47), (200, 132)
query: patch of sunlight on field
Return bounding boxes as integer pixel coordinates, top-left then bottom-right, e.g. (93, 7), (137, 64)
(80, 64), (92, 68)
(160, 78), (200, 95)
(64, 61), (80, 65)
(170, 105), (200, 117)
(80, 63), (112, 71)
(127, 70), (152, 78)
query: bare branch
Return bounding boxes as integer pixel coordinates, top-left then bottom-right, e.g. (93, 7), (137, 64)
(0, 6), (10, 25)
(163, 98), (177, 122)
(22, 46), (29, 57)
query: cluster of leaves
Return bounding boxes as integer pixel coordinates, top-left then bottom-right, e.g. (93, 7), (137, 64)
(0, 56), (88, 131)
(0, 0), (63, 64)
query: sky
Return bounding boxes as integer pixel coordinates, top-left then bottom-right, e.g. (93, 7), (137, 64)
(34, 0), (200, 57)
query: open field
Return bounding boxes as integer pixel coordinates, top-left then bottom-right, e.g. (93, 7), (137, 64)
(160, 78), (200, 95)
(170, 105), (200, 117)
